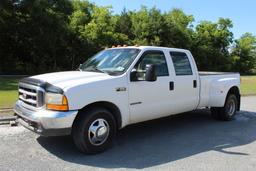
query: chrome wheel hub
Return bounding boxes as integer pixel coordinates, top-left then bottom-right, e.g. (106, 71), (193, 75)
(88, 118), (109, 146)
(227, 99), (236, 116)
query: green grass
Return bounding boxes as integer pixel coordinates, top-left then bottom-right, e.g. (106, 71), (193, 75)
(240, 76), (256, 96)
(0, 75), (256, 109)
(0, 77), (21, 109)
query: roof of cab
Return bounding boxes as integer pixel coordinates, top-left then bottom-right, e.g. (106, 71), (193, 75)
(109, 45), (189, 53)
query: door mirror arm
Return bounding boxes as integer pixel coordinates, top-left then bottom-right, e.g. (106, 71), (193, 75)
(130, 69), (138, 82)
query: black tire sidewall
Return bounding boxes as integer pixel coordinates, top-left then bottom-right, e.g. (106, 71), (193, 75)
(223, 94), (238, 120)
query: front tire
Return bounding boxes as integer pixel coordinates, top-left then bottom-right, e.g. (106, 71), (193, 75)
(72, 107), (116, 154)
(211, 94), (238, 121)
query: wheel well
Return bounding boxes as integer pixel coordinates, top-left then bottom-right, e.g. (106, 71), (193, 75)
(227, 86), (240, 111)
(74, 101), (122, 129)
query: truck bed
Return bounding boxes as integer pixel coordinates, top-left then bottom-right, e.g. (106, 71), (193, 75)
(197, 71), (240, 109)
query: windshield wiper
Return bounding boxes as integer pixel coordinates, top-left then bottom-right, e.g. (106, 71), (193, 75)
(83, 67), (108, 74)
(92, 68), (106, 73)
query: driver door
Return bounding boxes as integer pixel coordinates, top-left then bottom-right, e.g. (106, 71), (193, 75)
(128, 50), (175, 123)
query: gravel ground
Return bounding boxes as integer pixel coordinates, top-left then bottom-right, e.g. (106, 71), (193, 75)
(0, 96), (256, 171)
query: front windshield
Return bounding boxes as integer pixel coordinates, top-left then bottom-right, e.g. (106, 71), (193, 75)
(80, 48), (141, 75)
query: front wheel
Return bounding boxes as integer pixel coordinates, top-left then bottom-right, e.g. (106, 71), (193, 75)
(72, 107), (116, 154)
(211, 94), (238, 121)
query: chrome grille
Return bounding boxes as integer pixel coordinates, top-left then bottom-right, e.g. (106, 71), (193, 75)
(18, 83), (45, 109)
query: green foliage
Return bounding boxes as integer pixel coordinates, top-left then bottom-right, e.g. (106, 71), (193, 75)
(231, 33), (256, 74)
(81, 5), (128, 47)
(192, 18), (234, 71)
(0, 0), (255, 74)
(130, 7), (165, 46)
(163, 8), (194, 48)
(115, 8), (133, 41)
(0, 0), (76, 73)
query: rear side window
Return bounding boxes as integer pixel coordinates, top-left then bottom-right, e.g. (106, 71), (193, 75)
(170, 52), (193, 75)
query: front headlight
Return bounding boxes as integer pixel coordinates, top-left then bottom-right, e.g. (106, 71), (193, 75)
(45, 93), (69, 111)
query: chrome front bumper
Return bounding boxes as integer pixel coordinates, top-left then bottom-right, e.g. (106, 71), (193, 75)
(14, 101), (78, 136)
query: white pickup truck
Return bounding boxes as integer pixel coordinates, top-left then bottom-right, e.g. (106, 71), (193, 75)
(14, 46), (240, 154)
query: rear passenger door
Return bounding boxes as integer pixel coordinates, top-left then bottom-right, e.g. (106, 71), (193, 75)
(169, 51), (199, 113)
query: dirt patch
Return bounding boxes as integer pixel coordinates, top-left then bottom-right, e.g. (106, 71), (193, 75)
(0, 109), (14, 117)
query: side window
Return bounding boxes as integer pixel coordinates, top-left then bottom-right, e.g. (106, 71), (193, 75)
(134, 51), (169, 80)
(170, 52), (193, 75)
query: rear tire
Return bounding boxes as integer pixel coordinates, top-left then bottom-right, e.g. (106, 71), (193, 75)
(72, 107), (116, 154)
(211, 94), (238, 121)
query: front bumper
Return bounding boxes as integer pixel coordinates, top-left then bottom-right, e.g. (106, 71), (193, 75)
(14, 101), (78, 136)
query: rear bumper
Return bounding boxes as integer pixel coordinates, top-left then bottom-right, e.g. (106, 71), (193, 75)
(14, 101), (78, 136)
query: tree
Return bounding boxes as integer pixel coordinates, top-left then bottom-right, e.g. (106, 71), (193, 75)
(0, 0), (82, 73)
(130, 6), (165, 45)
(80, 5), (128, 48)
(0, 1), (255, 75)
(163, 8), (194, 48)
(0, 0), (16, 74)
(192, 18), (233, 71)
(69, 0), (92, 34)
(115, 8), (133, 41)
(231, 33), (256, 74)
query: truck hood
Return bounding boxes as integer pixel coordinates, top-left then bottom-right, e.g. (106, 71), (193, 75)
(31, 71), (114, 90)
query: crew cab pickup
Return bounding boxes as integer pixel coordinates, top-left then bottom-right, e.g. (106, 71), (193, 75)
(14, 46), (240, 154)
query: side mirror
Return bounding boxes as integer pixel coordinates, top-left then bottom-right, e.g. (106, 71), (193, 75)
(145, 64), (157, 82)
(130, 69), (138, 82)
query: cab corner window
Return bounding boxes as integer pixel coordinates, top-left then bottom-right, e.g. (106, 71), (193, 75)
(170, 52), (193, 76)
(134, 51), (169, 80)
